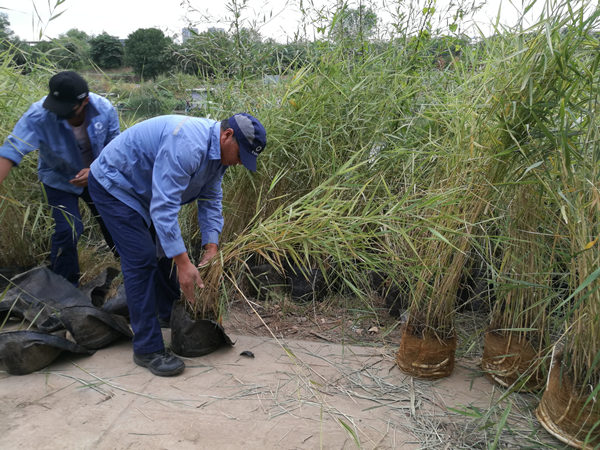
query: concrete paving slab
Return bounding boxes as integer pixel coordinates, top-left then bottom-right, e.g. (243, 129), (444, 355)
(0, 332), (498, 449)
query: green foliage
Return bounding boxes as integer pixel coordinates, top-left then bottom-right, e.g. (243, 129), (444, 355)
(60, 28), (89, 43)
(175, 29), (235, 77)
(264, 41), (311, 72)
(89, 33), (123, 69)
(121, 82), (180, 117)
(0, 13), (28, 68)
(175, 28), (285, 78)
(30, 39), (85, 70)
(124, 28), (172, 79)
(329, 5), (378, 42)
(0, 12), (15, 42)
(0, 60), (53, 267)
(54, 28), (90, 68)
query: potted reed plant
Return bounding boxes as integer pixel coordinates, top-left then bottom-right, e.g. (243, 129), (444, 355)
(396, 185), (486, 379)
(482, 186), (552, 391)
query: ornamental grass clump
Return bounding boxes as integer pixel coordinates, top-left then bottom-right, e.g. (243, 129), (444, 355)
(187, 157), (425, 325)
(215, 43), (423, 240)
(464, 0), (597, 397)
(391, 40), (498, 378)
(521, 4), (600, 445)
(396, 182), (487, 379)
(537, 177), (600, 448)
(483, 185), (554, 391)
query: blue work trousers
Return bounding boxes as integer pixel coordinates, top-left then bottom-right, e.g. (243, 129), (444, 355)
(44, 184), (116, 285)
(88, 173), (180, 355)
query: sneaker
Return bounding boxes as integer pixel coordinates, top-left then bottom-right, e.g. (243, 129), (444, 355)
(133, 350), (184, 377)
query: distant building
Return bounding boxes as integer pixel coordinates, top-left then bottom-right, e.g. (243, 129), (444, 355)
(182, 27), (198, 43)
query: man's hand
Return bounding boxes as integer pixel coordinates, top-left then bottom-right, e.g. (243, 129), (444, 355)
(173, 252), (204, 304)
(198, 243), (218, 267)
(69, 168), (90, 187)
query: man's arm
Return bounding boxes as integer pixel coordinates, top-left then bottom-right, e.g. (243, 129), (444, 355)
(0, 106), (41, 175)
(0, 157), (14, 185)
(196, 173), (225, 266)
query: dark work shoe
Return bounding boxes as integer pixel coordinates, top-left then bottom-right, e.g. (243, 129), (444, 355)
(133, 350), (184, 377)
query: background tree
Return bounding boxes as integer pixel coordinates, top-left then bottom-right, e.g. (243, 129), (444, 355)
(0, 12), (29, 67)
(28, 29), (90, 69)
(329, 5), (378, 42)
(176, 27), (290, 78)
(233, 27), (268, 77)
(125, 28), (172, 79)
(177, 29), (235, 77)
(0, 12), (15, 43)
(30, 40), (59, 65)
(51, 29), (91, 69)
(90, 33), (124, 69)
(263, 39), (311, 73)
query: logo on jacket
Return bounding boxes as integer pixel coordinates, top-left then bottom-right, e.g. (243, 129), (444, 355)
(94, 122), (104, 132)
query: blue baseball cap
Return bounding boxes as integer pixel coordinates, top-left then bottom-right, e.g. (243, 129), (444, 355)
(228, 113), (267, 172)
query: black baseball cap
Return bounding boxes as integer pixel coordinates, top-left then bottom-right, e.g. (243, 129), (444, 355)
(42, 71), (89, 118)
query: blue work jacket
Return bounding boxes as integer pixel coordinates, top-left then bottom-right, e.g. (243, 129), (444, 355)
(0, 93), (120, 194)
(90, 115), (227, 258)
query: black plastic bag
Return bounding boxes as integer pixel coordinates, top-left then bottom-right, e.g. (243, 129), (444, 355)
(56, 305), (133, 350)
(0, 267), (92, 326)
(79, 267), (120, 307)
(170, 301), (233, 357)
(100, 284), (129, 317)
(0, 330), (94, 375)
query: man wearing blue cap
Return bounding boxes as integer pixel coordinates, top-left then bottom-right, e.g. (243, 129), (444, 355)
(0, 71), (120, 285)
(88, 113), (267, 376)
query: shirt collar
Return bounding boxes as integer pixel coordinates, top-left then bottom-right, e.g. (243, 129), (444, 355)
(207, 121), (221, 160)
(85, 95), (100, 120)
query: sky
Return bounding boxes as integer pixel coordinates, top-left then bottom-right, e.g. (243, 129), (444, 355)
(1, 0), (548, 43)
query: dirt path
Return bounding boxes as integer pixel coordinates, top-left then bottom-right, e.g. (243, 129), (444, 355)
(0, 298), (559, 449)
(1, 331), (497, 449)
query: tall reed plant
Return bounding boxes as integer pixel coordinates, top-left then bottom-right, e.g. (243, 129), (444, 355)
(0, 51), (54, 269)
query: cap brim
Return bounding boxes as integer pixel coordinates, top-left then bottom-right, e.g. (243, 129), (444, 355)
(239, 145), (257, 172)
(42, 95), (77, 118)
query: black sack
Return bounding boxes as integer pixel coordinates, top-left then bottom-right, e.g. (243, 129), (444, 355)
(57, 306), (133, 350)
(0, 330), (94, 375)
(0, 266), (92, 327)
(100, 284), (129, 318)
(79, 267), (120, 307)
(170, 301), (233, 357)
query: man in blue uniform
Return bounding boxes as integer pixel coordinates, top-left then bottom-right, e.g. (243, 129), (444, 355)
(0, 71), (120, 285)
(88, 113), (267, 376)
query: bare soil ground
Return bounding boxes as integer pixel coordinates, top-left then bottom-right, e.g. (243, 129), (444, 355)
(0, 291), (564, 449)
(224, 296), (404, 346)
(221, 295), (561, 449)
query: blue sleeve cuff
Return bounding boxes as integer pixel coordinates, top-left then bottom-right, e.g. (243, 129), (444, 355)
(201, 231), (219, 247)
(0, 143), (25, 166)
(160, 238), (187, 259)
